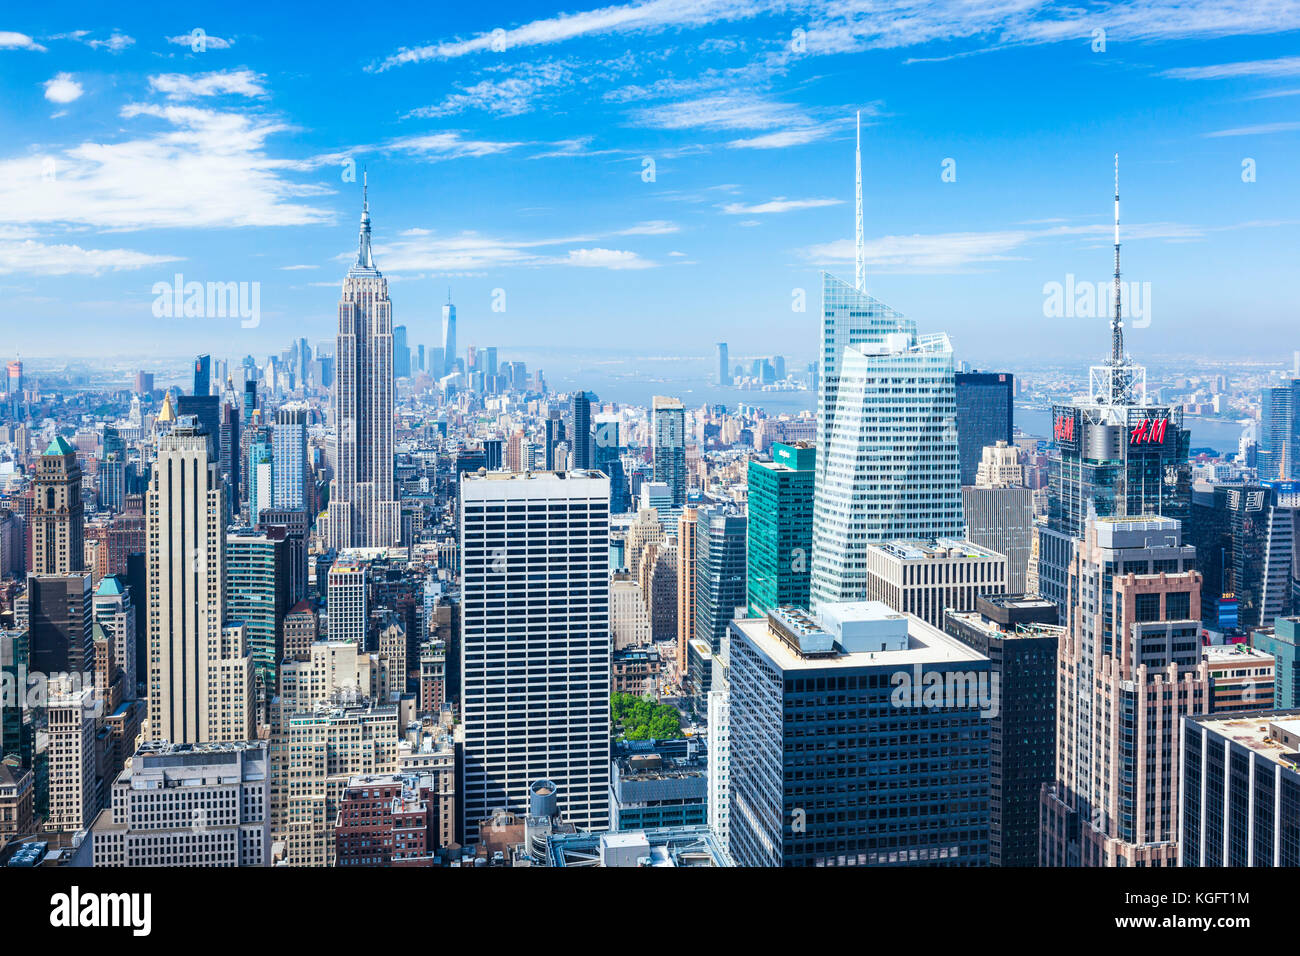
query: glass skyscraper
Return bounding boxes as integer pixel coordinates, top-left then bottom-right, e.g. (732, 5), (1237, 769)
(746, 441), (814, 616)
(1260, 379), (1300, 480)
(226, 530), (289, 690)
(247, 435), (273, 526)
(1037, 161), (1192, 620)
(728, 606), (991, 867)
(593, 417), (629, 513)
(570, 390), (593, 470)
(694, 504), (747, 654)
(1037, 387), (1191, 618)
(441, 295), (456, 375)
(652, 395), (687, 508)
(193, 353), (210, 397)
(811, 272), (963, 609)
(954, 371), (1013, 486)
(272, 404), (308, 511)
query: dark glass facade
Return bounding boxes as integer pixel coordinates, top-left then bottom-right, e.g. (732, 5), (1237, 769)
(728, 618), (991, 868)
(746, 442), (815, 617)
(944, 596), (1060, 867)
(955, 372), (1013, 486)
(694, 506), (747, 654)
(1181, 710), (1300, 867)
(1038, 402), (1191, 618)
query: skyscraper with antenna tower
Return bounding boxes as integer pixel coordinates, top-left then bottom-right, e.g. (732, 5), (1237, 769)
(326, 172), (400, 549)
(809, 111), (964, 609)
(1034, 155), (1191, 618)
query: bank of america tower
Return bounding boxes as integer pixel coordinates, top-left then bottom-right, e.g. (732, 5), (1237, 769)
(809, 112), (964, 609)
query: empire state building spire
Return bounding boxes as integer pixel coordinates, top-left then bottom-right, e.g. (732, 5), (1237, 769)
(329, 167), (399, 549)
(355, 170), (375, 271)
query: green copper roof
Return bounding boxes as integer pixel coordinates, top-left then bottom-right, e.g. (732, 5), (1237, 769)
(95, 575), (125, 597)
(43, 435), (76, 457)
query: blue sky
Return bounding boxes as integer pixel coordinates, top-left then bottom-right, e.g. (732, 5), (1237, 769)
(1, 1), (1298, 370)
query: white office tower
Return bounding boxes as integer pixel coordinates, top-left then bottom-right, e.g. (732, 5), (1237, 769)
(272, 403), (308, 510)
(326, 559), (368, 645)
(148, 421), (254, 745)
(810, 116), (963, 609)
(93, 740), (270, 867)
(459, 470), (611, 842)
(327, 175), (400, 549)
(46, 683), (97, 832)
(442, 292), (457, 375)
(706, 650), (730, 853)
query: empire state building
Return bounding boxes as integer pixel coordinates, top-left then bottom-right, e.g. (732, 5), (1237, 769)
(327, 175), (399, 549)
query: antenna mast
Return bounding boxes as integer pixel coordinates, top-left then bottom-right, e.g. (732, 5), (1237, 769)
(855, 110), (865, 293)
(1111, 153), (1123, 370)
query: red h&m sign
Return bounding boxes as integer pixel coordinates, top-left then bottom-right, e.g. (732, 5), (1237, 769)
(1130, 417), (1168, 445)
(1054, 414), (1075, 443)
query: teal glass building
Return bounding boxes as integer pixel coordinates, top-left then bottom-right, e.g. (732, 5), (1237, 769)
(746, 441), (815, 617)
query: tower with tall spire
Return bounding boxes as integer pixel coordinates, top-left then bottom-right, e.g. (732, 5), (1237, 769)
(855, 109), (865, 293)
(1035, 155), (1191, 618)
(441, 288), (457, 377)
(1093, 152), (1141, 406)
(326, 174), (399, 549)
(809, 113), (963, 609)
(1112, 153), (1123, 366)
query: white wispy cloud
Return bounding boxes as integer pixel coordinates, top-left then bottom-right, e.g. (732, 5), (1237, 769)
(807, 230), (1033, 272)
(727, 126), (836, 149)
(0, 104), (331, 231)
(630, 92), (839, 149)
(632, 92), (810, 131)
(408, 59), (582, 117)
(630, 92), (854, 149)
(43, 73), (84, 104)
(373, 0), (763, 69)
(0, 227), (179, 275)
(63, 30), (135, 53)
(148, 69), (266, 99)
(379, 132), (522, 161)
(802, 218), (1282, 273)
(361, 219), (671, 273)
(316, 131), (604, 169)
(615, 220), (678, 235)
(165, 32), (235, 50)
(564, 247), (655, 268)
(1247, 87), (1300, 99)
(722, 197), (843, 214)
(1162, 55), (1300, 80)
(1204, 121), (1300, 137)
(376, 0), (1300, 71)
(527, 136), (630, 159)
(0, 31), (46, 51)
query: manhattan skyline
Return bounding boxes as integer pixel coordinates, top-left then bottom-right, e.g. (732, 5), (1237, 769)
(1, 3), (1298, 363)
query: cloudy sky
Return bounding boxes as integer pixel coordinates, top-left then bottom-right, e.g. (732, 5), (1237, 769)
(2, 2), (1298, 368)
